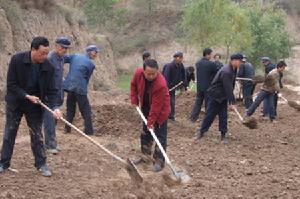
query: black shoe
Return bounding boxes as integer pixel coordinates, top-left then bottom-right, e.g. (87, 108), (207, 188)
(195, 130), (204, 140)
(190, 116), (198, 123)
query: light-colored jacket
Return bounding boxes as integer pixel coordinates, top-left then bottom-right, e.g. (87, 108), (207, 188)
(261, 68), (280, 93)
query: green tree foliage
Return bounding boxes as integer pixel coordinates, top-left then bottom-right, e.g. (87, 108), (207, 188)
(181, 0), (252, 60)
(83, 0), (127, 30)
(244, 1), (292, 67)
(181, 0), (292, 65)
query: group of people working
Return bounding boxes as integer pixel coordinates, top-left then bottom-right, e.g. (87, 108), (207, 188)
(0, 36), (287, 176)
(130, 48), (287, 172)
(0, 36), (99, 176)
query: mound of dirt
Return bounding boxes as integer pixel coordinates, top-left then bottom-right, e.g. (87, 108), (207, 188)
(92, 104), (141, 136)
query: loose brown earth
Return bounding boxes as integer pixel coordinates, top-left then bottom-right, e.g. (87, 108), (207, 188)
(0, 86), (300, 199)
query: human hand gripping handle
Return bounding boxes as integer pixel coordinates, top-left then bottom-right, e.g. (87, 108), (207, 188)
(135, 107), (171, 164)
(36, 99), (62, 120)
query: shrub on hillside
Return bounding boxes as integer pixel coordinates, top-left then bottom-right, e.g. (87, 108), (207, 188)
(15, 0), (57, 13)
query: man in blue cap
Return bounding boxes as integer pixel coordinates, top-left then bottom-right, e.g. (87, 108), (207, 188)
(196, 53), (243, 143)
(162, 52), (186, 122)
(63, 45), (99, 135)
(43, 37), (71, 154)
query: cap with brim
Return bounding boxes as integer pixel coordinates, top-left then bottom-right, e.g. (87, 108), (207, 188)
(86, 45), (99, 53)
(55, 37), (71, 48)
(261, 57), (271, 61)
(173, 51), (183, 58)
(230, 53), (244, 61)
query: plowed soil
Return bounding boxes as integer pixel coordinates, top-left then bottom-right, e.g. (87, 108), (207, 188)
(0, 85), (299, 199)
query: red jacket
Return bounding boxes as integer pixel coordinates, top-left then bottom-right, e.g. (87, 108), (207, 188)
(130, 68), (170, 128)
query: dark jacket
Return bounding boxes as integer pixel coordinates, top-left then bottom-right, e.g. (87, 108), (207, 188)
(185, 67), (195, 87)
(195, 58), (220, 92)
(237, 62), (255, 86)
(214, 60), (224, 68)
(130, 68), (170, 128)
(5, 51), (58, 109)
(265, 63), (276, 76)
(207, 64), (237, 104)
(162, 60), (186, 89)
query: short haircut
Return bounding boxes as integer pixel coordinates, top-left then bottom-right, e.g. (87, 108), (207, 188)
(203, 48), (213, 57)
(31, 36), (49, 50)
(142, 51), (151, 61)
(187, 66), (195, 73)
(214, 53), (221, 59)
(277, 60), (287, 68)
(143, 59), (158, 70)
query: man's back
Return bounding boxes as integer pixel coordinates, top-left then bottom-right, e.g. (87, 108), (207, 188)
(162, 60), (185, 88)
(196, 58), (220, 92)
(63, 54), (95, 95)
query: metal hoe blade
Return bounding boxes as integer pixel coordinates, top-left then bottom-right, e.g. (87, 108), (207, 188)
(126, 158), (143, 183)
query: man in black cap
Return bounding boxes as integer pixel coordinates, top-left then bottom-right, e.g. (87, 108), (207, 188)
(237, 55), (255, 109)
(190, 48), (220, 122)
(196, 53), (243, 142)
(43, 37), (71, 154)
(162, 52), (186, 121)
(0, 36), (61, 177)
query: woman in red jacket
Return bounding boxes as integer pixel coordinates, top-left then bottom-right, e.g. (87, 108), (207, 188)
(130, 59), (170, 172)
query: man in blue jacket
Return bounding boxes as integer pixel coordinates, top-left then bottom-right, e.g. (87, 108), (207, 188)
(162, 52), (186, 121)
(63, 45), (98, 135)
(237, 55), (255, 109)
(190, 48), (220, 122)
(43, 37), (71, 154)
(196, 53), (243, 142)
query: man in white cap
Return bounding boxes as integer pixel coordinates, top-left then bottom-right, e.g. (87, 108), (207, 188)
(43, 37), (71, 154)
(63, 45), (99, 135)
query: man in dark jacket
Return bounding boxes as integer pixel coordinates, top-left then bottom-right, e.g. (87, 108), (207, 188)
(196, 53), (243, 142)
(0, 37), (61, 177)
(162, 52), (186, 121)
(130, 59), (170, 172)
(63, 45), (98, 135)
(237, 55), (255, 109)
(190, 48), (220, 122)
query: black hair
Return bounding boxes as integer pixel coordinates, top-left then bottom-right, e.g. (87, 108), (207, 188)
(214, 53), (221, 59)
(31, 36), (49, 50)
(203, 48), (213, 57)
(187, 66), (195, 73)
(277, 60), (287, 68)
(143, 59), (158, 70)
(142, 51), (151, 61)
